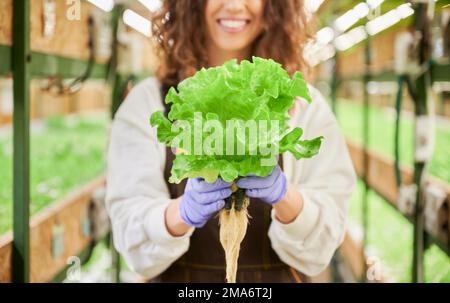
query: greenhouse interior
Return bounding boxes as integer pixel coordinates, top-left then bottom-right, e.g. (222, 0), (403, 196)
(0, 0), (449, 284)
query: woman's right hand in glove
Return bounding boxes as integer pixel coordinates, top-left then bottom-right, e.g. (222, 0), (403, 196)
(179, 178), (232, 228)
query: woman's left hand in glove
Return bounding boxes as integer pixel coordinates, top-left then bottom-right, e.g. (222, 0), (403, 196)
(236, 166), (287, 205)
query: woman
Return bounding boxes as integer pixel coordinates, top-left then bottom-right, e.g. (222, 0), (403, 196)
(106, 0), (356, 282)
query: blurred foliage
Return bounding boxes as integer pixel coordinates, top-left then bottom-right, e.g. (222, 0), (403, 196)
(0, 113), (108, 234)
(1, 99), (448, 282)
(336, 99), (450, 183)
(349, 180), (450, 282)
(337, 100), (450, 282)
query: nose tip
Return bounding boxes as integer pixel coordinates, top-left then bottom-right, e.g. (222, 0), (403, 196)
(223, 0), (246, 12)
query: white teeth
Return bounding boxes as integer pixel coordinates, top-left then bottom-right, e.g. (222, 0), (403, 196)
(219, 19), (247, 29)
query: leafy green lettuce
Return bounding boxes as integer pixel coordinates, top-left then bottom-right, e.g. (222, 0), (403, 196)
(150, 57), (323, 183)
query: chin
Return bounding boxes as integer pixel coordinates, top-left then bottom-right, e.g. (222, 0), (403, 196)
(215, 38), (252, 53)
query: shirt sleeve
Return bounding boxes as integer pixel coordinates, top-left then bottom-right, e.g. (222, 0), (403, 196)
(268, 87), (357, 277)
(105, 79), (194, 279)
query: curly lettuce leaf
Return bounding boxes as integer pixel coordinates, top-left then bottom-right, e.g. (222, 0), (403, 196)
(150, 57), (323, 183)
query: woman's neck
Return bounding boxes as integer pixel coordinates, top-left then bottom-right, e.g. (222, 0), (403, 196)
(207, 42), (252, 67)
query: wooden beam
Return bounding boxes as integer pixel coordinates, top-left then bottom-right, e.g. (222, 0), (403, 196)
(0, 0), (13, 46)
(340, 231), (365, 281)
(339, 229), (393, 283)
(1, 0), (110, 62)
(0, 234), (12, 282)
(0, 176), (105, 282)
(347, 139), (411, 205)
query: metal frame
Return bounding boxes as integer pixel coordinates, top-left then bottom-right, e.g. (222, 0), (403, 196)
(12, 0), (31, 283)
(0, 46), (108, 79)
(411, 2), (431, 283)
(336, 61), (449, 84)
(31, 52), (107, 79)
(4, 0), (448, 284)
(108, 5), (125, 283)
(430, 60), (450, 83)
(361, 33), (372, 283)
(5, 1), (120, 283)
(0, 45), (12, 76)
(327, 1), (449, 283)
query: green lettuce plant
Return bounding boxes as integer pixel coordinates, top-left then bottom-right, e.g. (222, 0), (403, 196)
(150, 57), (323, 184)
(150, 57), (324, 282)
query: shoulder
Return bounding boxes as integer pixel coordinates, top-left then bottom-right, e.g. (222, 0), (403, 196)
(128, 77), (162, 101)
(306, 84), (331, 113)
(114, 77), (164, 121)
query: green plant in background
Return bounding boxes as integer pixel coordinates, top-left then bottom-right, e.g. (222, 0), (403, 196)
(0, 113), (108, 234)
(337, 100), (450, 282)
(349, 181), (450, 282)
(337, 99), (450, 183)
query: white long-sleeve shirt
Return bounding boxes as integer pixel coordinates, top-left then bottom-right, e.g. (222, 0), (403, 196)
(105, 77), (356, 279)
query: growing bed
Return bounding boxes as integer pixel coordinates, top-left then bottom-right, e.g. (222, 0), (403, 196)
(0, 112), (108, 234)
(1, 101), (448, 282)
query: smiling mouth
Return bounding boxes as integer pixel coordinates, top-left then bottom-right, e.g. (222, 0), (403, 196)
(217, 18), (250, 33)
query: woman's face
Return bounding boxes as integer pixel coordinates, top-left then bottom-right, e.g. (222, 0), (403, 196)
(205, 0), (265, 53)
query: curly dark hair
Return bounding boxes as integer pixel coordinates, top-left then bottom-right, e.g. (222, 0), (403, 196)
(150, 0), (310, 89)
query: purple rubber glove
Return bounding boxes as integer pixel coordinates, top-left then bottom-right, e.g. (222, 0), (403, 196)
(236, 166), (287, 205)
(180, 178), (233, 228)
